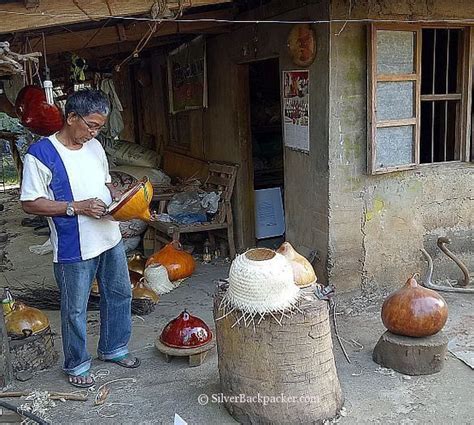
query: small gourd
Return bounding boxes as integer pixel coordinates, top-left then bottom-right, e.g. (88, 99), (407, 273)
(132, 279), (159, 303)
(128, 253), (147, 276)
(276, 242), (317, 288)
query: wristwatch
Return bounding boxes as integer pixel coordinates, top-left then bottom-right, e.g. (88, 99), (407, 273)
(66, 202), (75, 217)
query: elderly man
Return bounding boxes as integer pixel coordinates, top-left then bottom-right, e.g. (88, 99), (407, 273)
(20, 89), (140, 388)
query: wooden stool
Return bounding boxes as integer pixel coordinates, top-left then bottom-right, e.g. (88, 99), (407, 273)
(155, 337), (216, 367)
(213, 289), (343, 424)
(373, 331), (448, 375)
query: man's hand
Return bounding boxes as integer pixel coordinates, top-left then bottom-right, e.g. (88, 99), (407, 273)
(74, 198), (107, 219)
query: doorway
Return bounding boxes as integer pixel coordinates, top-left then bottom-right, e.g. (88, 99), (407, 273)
(248, 58), (285, 248)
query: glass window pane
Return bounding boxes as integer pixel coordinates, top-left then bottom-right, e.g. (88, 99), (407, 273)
(377, 30), (415, 74)
(376, 82), (414, 121)
(376, 126), (414, 168)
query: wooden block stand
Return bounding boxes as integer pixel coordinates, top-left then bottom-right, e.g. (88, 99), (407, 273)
(213, 290), (343, 424)
(373, 331), (448, 376)
(155, 337), (216, 367)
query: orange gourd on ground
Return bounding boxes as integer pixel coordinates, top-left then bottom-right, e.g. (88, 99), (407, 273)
(132, 279), (159, 303)
(381, 274), (448, 337)
(5, 302), (50, 337)
(128, 253), (147, 275)
(146, 241), (195, 281)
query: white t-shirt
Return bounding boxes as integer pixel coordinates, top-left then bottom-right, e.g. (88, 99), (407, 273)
(20, 134), (122, 263)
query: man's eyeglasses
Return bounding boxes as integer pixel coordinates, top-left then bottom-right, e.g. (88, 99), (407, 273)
(76, 113), (105, 133)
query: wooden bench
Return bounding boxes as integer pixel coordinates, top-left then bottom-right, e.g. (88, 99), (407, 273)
(149, 160), (238, 259)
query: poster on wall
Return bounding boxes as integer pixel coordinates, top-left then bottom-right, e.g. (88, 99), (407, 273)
(282, 70), (310, 152)
(167, 35), (208, 114)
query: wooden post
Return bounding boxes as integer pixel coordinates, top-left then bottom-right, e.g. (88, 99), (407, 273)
(213, 290), (343, 424)
(0, 311), (12, 388)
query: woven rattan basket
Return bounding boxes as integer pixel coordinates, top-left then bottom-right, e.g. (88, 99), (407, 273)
(9, 326), (58, 374)
(131, 299), (156, 315)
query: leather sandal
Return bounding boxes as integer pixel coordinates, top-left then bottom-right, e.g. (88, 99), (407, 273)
(68, 371), (95, 388)
(100, 354), (141, 369)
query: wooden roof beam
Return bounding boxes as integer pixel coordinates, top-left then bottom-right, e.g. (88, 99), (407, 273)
(66, 35), (185, 62)
(0, 0), (232, 35)
(17, 8), (235, 55)
(24, 0), (40, 10)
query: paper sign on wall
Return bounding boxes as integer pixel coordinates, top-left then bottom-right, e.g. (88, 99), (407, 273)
(282, 70), (310, 152)
(168, 36), (208, 114)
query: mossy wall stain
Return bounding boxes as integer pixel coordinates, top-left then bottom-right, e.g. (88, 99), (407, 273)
(343, 135), (362, 160)
(407, 180), (423, 194)
(365, 197), (385, 222)
(345, 62), (365, 86)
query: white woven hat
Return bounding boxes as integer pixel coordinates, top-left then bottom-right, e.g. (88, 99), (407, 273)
(144, 264), (175, 295)
(220, 248), (300, 325)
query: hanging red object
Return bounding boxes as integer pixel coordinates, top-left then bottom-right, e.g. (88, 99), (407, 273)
(21, 101), (64, 136)
(15, 86), (44, 118)
(15, 85), (64, 136)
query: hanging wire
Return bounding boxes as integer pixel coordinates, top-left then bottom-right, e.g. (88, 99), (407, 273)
(81, 17), (112, 50)
(2, 8), (474, 25)
(114, 21), (160, 72)
(40, 32), (55, 105)
(114, 0), (185, 72)
(41, 32), (49, 79)
(335, 0), (353, 36)
(104, 0), (113, 16)
(25, 37), (41, 85)
(73, 0), (99, 21)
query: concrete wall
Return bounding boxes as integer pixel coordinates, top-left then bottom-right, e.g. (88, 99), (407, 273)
(328, 0), (474, 292)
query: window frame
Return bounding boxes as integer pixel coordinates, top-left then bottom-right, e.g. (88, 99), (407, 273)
(367, 23), (472, 175)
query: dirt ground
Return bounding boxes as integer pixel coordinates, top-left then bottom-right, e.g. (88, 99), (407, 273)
(0, 189), (472, 424)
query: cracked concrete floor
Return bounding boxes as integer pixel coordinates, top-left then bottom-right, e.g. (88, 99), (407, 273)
(0, 190), (473, 424)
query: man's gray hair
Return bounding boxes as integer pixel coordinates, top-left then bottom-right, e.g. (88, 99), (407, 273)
(65, 89), (110, 117)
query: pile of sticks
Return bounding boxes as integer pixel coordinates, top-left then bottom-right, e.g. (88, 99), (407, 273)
(9, 279), (100, 311)
(0, 42), (41, 76)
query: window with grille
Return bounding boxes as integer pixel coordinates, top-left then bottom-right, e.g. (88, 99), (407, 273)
(368, 25), (472, 174)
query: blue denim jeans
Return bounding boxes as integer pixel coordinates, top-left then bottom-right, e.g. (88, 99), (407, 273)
(53, 241), (132, 376)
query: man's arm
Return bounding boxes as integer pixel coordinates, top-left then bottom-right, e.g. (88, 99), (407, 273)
(22, 197), (107, 219)
(20, 151), (107, 219)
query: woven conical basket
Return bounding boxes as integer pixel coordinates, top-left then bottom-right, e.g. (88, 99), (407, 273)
(222, 248), (300, 320)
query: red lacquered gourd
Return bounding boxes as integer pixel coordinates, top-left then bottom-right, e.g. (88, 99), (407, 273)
(381, 274), (448, 337)
(160, 310), (212, 349)
(21, 100), (63, 136)
(15, 85), (44, 118)
(15, 85), (64, 136)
